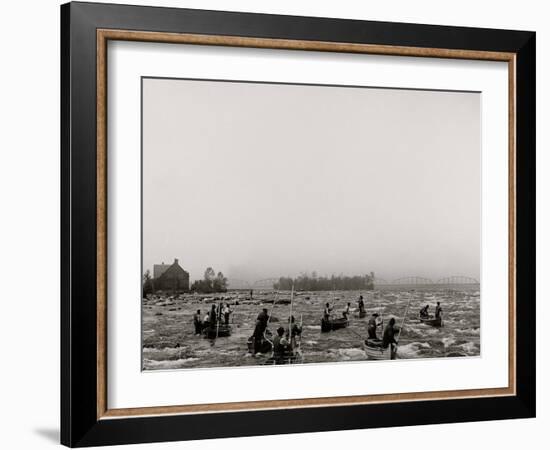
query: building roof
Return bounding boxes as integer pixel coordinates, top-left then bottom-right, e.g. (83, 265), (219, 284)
(153, 262), (170, 279)
(154, 258), (188, 279)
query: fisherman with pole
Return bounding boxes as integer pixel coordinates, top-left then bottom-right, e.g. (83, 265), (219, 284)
(222, 303), (232, 325)
(382, 295), (412, 359)
(342, 302), (351, 320)
(272, 326), (289, 364)
(323, 302), (333, 321)
(323, 283), (338, 322)
(419, 304), (430, 319)
(382, 318), (399, 359)
(287, 315), (302, 349)
(367, 312), (381, 339)
(357, 295), (365, 315)
(252, 307), (270, 354)
(193, 309), (202, 335)
(286, 285), (301, 352)
(208, 304), (217, 326)
(215, 303), (222, 339)
(435, 301), (443, 319)
(202, 309), (211, 328)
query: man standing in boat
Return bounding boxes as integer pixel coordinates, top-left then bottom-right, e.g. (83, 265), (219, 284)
(367, 312), (381, 339)
(203, 310), (210, 328)
(193, 309), (202, 335)
(256, 308), (269, 329)
(222, 303), (232, 325)
(208, 304), (217, 328)
(435, 302), (443, 319)
(358, 295), (365, 315)
(382, 317), (400, 359)
(287, 315), (302, 349)
(273, 326), (290, 364)
(323, 302), (333, 321)
(252, 308), (270, 354)
(342, 302), (351, 320)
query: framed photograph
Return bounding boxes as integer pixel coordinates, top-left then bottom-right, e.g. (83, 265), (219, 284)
(61, 2), (535, 447)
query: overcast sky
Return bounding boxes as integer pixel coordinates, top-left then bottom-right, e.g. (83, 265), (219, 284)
(142, 78), (480, 283)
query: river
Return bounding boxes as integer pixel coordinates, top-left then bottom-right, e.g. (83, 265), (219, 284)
(142, 288), (480, 370)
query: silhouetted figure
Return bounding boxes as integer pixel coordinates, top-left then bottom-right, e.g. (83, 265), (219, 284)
(193, 309), (202, 335)
(367, 313), (380, 339)
(420, 305), (430, 318)
(435, 302), (443, 319)
(358, 295), (365, 314)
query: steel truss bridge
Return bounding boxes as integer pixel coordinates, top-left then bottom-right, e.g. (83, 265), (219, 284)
(373, 276), (479, 287)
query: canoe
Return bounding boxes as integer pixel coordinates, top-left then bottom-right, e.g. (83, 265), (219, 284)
(363, 339), (394, 360)
(321, 317), (349, 332)
(247, 335), (273, 354)
(263, 350), (303, 365)
(419, 315), (443, 327)
(202, 324), (232, 338)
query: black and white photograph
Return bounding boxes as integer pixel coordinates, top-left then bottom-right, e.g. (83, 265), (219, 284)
(141, 77), (481, 370)
(0, 0), (542, 447)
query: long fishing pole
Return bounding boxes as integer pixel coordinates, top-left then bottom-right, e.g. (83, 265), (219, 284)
(395, 294), (413, 355)
(298, 313), (303, 350)
(289, 284), (294, 334)
(329, 283), (345, 318)
(215, 303), (220, 340)
(288, 284), (294, 363)
(346, 327), (365, 340)
(263, 288), (280, 345)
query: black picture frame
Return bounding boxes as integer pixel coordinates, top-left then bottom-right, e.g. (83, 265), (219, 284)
(61, 1), (535, 447)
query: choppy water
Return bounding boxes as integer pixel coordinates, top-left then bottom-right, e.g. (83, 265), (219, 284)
(142, 288), (480, 370)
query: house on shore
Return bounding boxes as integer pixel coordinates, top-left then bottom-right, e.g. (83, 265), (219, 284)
(153, 258), (189, 292)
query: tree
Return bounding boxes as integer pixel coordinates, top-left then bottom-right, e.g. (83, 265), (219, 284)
(191, 267), (228, 293)
(273, 272), (375, 291)
(213, 271), (228, 292)
(204, 267), (216, 282)
(143, 270), (151, 283)
(142, 270), (153, 297)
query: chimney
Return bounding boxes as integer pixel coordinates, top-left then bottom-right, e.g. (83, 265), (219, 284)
(174, 258), (179, 265)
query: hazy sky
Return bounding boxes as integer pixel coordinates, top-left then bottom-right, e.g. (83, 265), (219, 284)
(142, 78), (480, 283)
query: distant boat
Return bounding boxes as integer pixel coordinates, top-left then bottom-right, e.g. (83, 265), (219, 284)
(419, 315), (443, 327)
(355, 310), (367, 319)
(321, 317), (349, 332)
(202, 324), (232, 338)
(275, 299), (292, 305)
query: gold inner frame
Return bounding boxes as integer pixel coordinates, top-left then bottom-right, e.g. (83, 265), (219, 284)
(96, 29), (517, 420)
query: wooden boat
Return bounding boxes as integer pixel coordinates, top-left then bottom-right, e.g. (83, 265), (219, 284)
(202, 324), (232, 338)
(263, 350), (303, 365)
(363, 295), (413, 360)
(419, 315), (443, 327)
(247, 330), (273, 354)
(276, 299), (292, 305)
(321, 317), (349, 332)
(363, 338), (394, 360)
(250, 286), (303, 364)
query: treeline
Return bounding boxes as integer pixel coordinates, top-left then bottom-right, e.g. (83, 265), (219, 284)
(191, 267), (228, 293)
(273, 272), (375, 291)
